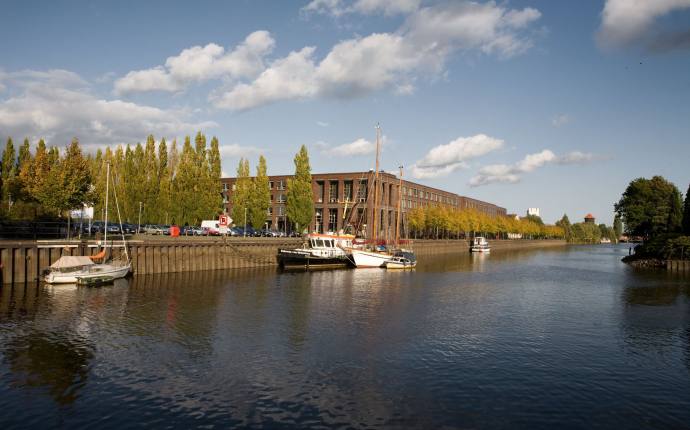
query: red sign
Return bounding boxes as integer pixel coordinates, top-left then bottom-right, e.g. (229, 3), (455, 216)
(219, 215), (229, 227)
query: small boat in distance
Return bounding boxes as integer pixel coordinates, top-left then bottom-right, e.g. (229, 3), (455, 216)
(470, 236), (491, 253)
(385, 250), (417, 270)
(278, 233), (352, 270)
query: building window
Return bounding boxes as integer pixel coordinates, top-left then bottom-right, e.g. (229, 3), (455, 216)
(277, 180), (285, 190)
(344, 181), (353, 202)
(328, 208), (338, 232)
(316, 181), (324, 203)
(277, 205), (285, 216)
(358, 180), (367, 202)
(329, 181), (339, 203)
(267, 207), (273, 216)
(269, 181), (274, 190)
(223, 183), (229, 191)
(277, 193), (286, 203)
(315, 208), (323, 233)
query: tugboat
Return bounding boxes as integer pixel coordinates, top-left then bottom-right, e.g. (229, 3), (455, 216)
(278, 233), (352, 270)
(470, 236), (491, 253)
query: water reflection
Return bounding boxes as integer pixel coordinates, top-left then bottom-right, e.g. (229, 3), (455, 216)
(0, 246), (688, 428)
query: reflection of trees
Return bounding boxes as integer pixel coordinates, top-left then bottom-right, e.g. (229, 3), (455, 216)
(3, 332), (93, 405)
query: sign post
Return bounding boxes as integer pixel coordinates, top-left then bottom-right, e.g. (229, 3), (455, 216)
(219, 215), (230, 235)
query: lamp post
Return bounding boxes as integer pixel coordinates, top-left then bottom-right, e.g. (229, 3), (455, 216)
(138, 201), (143, 234)
(244, 207), (247, 237)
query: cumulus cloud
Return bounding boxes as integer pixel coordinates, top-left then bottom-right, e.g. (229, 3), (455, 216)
(0, 69), (216, 150)
(469, 149), (597, 187)
(409, 134), (503, 179)
(114, 31), (275, 94)
(551, 114), (571, 127)
(597, 0), (690, 51)
(327, 138), (376, 156)
(302, 0), (421, 16)
(219, 143), (262, 159)
(210, 1), (541, 110)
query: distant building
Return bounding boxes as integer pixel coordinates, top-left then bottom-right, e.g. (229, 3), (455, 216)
(221, 171), (507, 236)
(507, 213), (520, 221)
(584, 213), (595, 224)
(527, 207), (540, 217)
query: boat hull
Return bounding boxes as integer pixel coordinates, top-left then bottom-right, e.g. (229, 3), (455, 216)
(277, 250), (351, 270)
(45, 263), (131, 284)
(385, 261), (416, 269)
(470, 247), (491, 253)
(350, 250), (392, 268)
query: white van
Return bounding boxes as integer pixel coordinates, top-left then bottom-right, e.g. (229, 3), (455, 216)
(201, 220), (220, 235)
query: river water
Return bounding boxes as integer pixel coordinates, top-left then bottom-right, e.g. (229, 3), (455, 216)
(0, 245), (689, 429)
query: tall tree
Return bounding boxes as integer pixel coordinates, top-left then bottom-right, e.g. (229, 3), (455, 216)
(286, 145), (314, 233)
(144, 135), (158, 222)
(231, 158), (251, 227)
(175, 136), (197, 225)
(35, 138), (91, 216)
(556, 214), (572, 241)
(1, 137), (17, 200)
(249, 155), (270, 229)
(683, 183), (690, 235)
(615, 176), (683, 239)
(208, 136), (223, 217)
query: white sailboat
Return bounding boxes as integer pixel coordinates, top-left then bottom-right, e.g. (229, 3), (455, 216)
(44, 162), (132, 284)
(350, 124), (394, 268)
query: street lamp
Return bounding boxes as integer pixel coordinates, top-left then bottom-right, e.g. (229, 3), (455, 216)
(244, 207), (247, 237)
(138, 201), (143, 234)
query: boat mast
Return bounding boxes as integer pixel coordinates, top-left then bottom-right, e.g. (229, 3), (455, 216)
(395, 165), (403, 246)
(371, 124), (381, 246)
(104, 161), (109, 246)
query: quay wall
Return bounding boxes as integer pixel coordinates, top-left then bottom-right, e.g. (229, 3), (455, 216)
(666, 260), (690, 272)
(0, 237), (566, 284)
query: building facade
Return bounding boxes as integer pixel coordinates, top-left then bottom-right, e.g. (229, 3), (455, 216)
(221, 171), (507, 238)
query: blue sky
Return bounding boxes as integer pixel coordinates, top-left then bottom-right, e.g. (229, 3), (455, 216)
(1, 0), (689, 224)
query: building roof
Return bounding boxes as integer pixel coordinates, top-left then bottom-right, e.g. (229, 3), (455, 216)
(585, 213), (595, 219)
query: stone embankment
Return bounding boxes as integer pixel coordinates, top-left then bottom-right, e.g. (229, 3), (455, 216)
(0, 237), (567, 284)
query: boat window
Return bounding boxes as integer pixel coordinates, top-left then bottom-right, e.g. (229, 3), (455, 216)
(316, 239), (324, 247)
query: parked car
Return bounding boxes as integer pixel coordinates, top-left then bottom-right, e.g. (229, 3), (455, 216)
(143, 224), (159, 234)
(121, 223), (137, 234)
(161, 225), (171, 235)
(260, 229), (279, 237)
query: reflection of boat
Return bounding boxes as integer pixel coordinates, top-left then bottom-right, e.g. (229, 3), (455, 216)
(470, 237), (491, 253)
(76, 275), (115, 286)
(44, 161), (131, 284)
(385, 250), (417, 269)
(278, 234), (352, 269)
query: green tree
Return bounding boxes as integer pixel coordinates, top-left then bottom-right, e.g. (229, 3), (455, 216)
(206, 136), (223, 220)
(683, 185), (690, 236)
(286, 145), (314, 233)
(35, 138), (91, 216)
(524, 214), (544, 225)
(231, 158), (251, 227)
(175, 136), (197, 225)
(615, 176), (683, 239)
(556, 214), (572, 241)
(1, 137), (17, 200)
(249, 155), (270, 229)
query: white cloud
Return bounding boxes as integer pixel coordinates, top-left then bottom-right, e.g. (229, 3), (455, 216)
(551, 114), (571, 127)
(302, 0), (420, 17)
(316, 121), (329, 127)
(114, 31), (275, 94)
(219, 143), (262, 159)
(212, 2), (542, 110)
(409, 134), (503, 179)
(469, 149), (597, 187)
(0, 69), (216, 150)
(328, 138), (375, 156)
(597, 0), (690, 50)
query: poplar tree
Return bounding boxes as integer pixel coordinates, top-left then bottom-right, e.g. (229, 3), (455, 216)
(168, 139), (180, 224)
(208, 136), (223, 217)
(35, 138), (91, 216)
(15, 138), (33, 200)
(286, 145), (313, 233)
(249, 155), (270, 229)
(156, 138), (170, 224)
(176, 136), (197, 225)
(682, 184), (690, 235)
(613, 215), (623, 239)
(1, 137), (16, 200)
(144, 135), (158, 222)
(231, 158), (251, 227)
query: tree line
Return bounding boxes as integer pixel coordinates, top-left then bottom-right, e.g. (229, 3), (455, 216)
(405, 205), (565, 239)
(555, 214), (618, 244)
(0, 133), (223, 226)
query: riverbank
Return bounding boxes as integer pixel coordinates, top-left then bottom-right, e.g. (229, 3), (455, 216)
(0, 238), (567, 284)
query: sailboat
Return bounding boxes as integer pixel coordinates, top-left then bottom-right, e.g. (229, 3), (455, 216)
(350, 124), (395, 268)
(384, 166), (416, 269)
(44, 162), (132, 284)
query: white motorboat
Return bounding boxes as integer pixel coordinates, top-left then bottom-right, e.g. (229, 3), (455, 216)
(278, 233), (353, 269)
(44, 256), (131, 284)
(350, 248), (392, 268)
(384, 250), (417, 270)
(470, 236), (491, 253)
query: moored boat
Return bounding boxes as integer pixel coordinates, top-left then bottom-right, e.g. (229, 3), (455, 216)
(278, 233), (352, 270)
(44, 256), (130, 284)
(384, 250), (417, 269)
(470, 236), (491, 253)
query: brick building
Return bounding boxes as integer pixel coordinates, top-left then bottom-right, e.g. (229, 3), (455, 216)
(221, 171), (506, 238)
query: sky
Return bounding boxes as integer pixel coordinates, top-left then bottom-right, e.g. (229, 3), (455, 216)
(1, 0), (689, 224)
